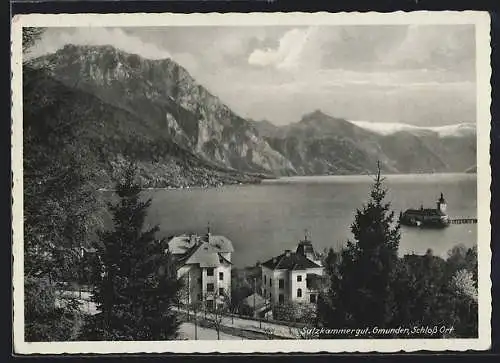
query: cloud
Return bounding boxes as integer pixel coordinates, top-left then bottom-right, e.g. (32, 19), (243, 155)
(248, 26), (401, 71)
(247, 25), (475, 77)
(27, 27), (172, 60)
(248, 27), (319, 70)
(25, 25), (476, 127)
(381, 25), (475, 73)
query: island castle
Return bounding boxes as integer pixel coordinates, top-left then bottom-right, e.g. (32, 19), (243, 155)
(399, 192), (450, 228)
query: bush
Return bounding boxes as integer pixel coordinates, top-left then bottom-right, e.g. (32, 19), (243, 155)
(272, 302), (316, 323)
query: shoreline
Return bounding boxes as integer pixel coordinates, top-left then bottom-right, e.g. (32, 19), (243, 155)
(97, 171), (476, 192)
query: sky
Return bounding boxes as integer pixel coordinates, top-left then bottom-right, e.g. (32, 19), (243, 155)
(28, 25), (476, 126)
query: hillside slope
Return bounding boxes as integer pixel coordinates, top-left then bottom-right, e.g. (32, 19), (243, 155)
(28, 44), (295, 176)
(23, 66), (264, 188)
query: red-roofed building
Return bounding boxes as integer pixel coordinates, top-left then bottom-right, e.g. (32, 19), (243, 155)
(168, 229), (233, 310)
(260, 235), (324, 306)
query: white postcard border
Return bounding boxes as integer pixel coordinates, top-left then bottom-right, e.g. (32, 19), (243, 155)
(11, 11), (492, 354)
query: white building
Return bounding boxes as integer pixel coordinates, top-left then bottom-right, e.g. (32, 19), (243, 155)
(261, 236), (324, 305)
(168, 230), (233, 310)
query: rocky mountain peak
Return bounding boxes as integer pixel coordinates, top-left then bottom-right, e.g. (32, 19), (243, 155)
(29, 44), (296, 176)
(27, 44), (476, 179)
(300, 109), (330, 123)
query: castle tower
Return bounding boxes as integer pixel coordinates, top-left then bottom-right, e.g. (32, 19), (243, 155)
(437, 192), (447, 214)
(296, 229), (321, 265)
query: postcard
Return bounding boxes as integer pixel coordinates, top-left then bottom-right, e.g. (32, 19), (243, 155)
(11, 11), (492, 354)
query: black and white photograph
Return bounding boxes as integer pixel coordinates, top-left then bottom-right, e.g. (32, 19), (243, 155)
(11, 11), (491, 354)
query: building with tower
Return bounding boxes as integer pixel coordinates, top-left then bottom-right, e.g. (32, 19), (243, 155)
(260, 233), (325, 305)
(167, 227), (233, 310)
(400, 192), (450, 228)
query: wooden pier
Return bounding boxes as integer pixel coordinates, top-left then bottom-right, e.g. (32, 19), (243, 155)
(449, 218), (477, 225)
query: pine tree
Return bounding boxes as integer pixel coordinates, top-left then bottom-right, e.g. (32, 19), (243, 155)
(319, 162), (401, 332)
(317, 248), (343, 328)
(82, 163), (181, 340)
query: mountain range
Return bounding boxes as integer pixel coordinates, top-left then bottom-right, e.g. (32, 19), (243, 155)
(250, 111), (476, 175)
(25, 44), (477, 188)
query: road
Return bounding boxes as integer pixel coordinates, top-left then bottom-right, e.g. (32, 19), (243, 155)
(178, 308), (301, 339)
(178, 322), (244, 340)
(62, 291), (303, 339)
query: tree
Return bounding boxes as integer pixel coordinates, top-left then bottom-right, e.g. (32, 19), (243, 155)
(446, 244), (478, 287)
(24, 277), (81, 341)
(449, 268), (478, 337)
(318, 161), (401, 331)
(22, 26), (102, 341)
(22, 27), (45, 57)
(392, 249), (478, 338)
(392, 250), (451, 331)
(221, 289), (238, 324)
(317, 248), (343, 327)
(204, 292), (227, 340)
(81, 163), (181, 340)
(230, 268), (256, 312)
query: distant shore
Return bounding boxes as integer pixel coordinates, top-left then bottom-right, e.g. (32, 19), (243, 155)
(97, 175), (269, 192)
(97, 171), (476, 192)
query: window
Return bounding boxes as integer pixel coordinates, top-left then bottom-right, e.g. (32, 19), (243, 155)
(207, 283), (214, 292)
(270, 279), (272, 287)
(297, 275), (302, 282)
(206, 300), (214, 310)
(264, 275), (267, 284)
(278, 294), (284, 304)
(306, 277), (311, 289)
(297, 288), (302, 298)
(219, 272), (224, 281)
(310, 294), (316, 303)
(197, 293), (202, 301)
(219, 288), (224, 296)
(207, 268), (214, 276)
(279, 279), (284, 289)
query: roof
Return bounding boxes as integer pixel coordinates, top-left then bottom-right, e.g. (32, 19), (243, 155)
(168, 235), (199, 255)
(168, 233), (234, 269)
(168, 233), (234, 254)
(403, 208), (444, 217)
(185, 248), (232, 268)
(262, 251), (321, 271)
(206, 234), (234, 253)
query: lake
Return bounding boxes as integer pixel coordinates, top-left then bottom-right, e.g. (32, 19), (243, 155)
(142, 173), (477, 268)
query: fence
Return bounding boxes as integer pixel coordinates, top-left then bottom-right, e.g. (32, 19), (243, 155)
(180, 302), (309, 329)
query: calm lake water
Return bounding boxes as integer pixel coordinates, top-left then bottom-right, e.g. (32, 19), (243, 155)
(141, 173), (477, 268)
